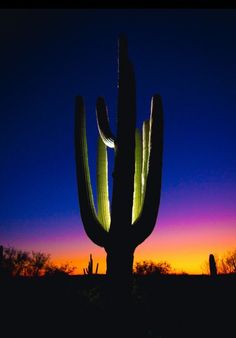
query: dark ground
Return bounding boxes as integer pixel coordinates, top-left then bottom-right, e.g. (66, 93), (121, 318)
(0, 274), (235, 338)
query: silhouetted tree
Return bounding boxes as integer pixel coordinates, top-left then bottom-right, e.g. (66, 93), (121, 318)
(74, 35), (163, 303)
(15, 250), (31, 276)
(209, 254), (217, 276)
(2, 247), (29, 276)
(28, 251), (51, 276)
(0, 246), (75, 277)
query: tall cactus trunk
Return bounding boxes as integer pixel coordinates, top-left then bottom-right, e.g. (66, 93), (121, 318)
(106, 245), (134, 277)
(104, 36), (136, 298)
(105, 242), (134, 300)
(105, 244), (135, 336)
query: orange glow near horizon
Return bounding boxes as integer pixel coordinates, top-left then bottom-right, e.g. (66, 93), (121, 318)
(43, 217), (236, 275)
(2, 209), (236, 275)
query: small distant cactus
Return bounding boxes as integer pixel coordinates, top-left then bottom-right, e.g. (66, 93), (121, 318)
(83, 254), (99, 275)
(209, 254), (217, 276)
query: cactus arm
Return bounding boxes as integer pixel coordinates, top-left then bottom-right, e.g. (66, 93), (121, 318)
(97, 136), (111, 231)
(74, 96), (108, 247)
(96, 97), (115, 148)
(131, 94), (163, 246)
(110, 35), (136, 236)
(132, 128), (142, 223)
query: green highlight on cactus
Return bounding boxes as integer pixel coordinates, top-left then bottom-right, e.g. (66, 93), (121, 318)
(75, 96), (161, 233)
(97, 136), (110, 231)
(96, 103), (155, 228)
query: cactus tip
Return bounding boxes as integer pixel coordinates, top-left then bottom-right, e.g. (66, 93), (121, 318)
(118, 33), (128, 57)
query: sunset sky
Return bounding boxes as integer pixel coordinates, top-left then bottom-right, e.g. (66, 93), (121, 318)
(1, 9), (236, 274)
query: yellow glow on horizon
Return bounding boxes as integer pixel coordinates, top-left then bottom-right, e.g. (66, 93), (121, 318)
(52, 241), (236, 276)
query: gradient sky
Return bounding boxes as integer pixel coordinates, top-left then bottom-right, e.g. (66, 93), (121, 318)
(1, 9), (236, 274)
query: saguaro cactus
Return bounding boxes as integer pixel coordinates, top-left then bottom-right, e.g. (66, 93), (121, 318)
(209, 254), (217, 276)
(75, 35), (163, 292)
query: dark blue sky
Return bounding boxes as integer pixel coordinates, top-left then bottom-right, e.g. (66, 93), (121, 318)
(1, 9), (236, 237)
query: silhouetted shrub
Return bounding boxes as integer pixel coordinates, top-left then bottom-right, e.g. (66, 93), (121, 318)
(134, 260), (172, 276)
(220, 249), (236, 274)
(44, 262), (76, 277)
(0, 245), (75, 277)
(28, 251), (51, 276)
(0, 246), (31, 276)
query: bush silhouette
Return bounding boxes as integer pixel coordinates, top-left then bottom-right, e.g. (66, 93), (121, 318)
(44, 262), (76, 277)
(0, 245), (75, 277)
(220, 249), (236, 274)
(134, 260), (172, 275)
